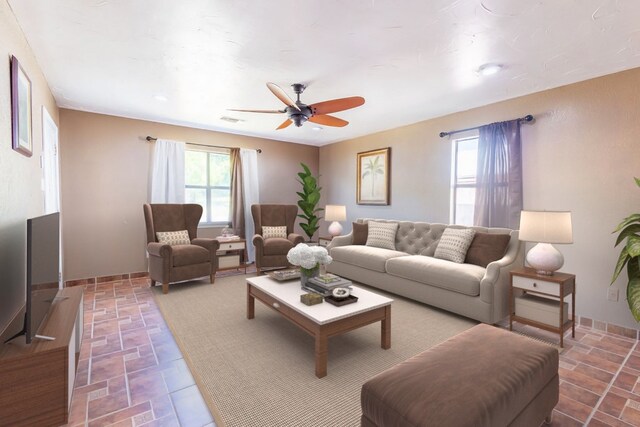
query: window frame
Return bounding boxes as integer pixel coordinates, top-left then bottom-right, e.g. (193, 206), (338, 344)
(450, 134), (479, 226)
(184, 147), (232, 226)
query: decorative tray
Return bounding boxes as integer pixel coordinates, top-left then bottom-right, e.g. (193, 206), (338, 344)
(324, 295), (358, 306)
(268, 269), (300, 281)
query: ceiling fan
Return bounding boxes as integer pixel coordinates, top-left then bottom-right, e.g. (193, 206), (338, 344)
(229, 82), (365, 130)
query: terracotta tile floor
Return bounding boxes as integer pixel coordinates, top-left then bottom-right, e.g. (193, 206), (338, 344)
(68, 277), (215, 427)
(69, 276), (640, 426)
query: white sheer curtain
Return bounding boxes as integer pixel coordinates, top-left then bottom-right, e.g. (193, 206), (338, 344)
(150, 139), (186, 203)
(240, 149), (260, 262)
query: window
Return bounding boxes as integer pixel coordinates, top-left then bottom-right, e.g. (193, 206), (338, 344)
(451, 135), (479, 226)
(185, 149), (231, 225)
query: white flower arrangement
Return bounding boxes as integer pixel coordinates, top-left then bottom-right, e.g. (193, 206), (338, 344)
(287, 243), (332, 269)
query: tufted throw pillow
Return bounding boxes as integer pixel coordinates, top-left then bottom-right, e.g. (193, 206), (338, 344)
(352, 222), (369, 245)
(156, 230), (191, 246)
(434, 228), (476, 263)
(262, 225), (287, 239)
(465, 232), (511, 267)
(366, 221), (399, 250)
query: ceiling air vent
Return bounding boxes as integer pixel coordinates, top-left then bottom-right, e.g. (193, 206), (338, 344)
(220, 116), (243, 123)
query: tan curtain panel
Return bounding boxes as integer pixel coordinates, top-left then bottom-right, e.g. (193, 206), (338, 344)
(229, 148), (245, 237)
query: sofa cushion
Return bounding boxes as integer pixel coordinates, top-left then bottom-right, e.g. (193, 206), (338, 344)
(366, 221), (398, 250)
(465, 232), (511, 267)
(172, 245), (210, 267)
(156, 230), (191, 246)
(331, 245), (408, 273)
(385, 255), (485, 296)
(263, 237), (294, 255)
(434, 227), (475, 263)
(352, 222), (368, 245)
(262, 225), (287, 239)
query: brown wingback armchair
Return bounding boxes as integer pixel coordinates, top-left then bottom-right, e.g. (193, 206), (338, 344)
(251, 204), (304, 275)
(143, 204), (220, 294)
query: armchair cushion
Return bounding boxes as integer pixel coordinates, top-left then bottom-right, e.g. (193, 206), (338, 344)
(172, 245), (210, 267)
(156, 230), (191, 246)
(263, 225), (288, 239)
(263, 238), (295, 255)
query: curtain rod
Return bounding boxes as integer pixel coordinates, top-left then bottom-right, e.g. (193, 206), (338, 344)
(439, 114), (534, 138)
(145, 136), (262, 153)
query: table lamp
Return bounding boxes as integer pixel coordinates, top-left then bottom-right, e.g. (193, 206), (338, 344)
(325, 205), (347, 237)
(519, 210), (573, 276)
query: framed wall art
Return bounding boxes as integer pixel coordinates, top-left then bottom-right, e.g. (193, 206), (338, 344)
(356, 147), (390, 205)
(11, 55), (33, 157)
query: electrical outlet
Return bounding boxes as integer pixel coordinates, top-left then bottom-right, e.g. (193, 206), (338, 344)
(607, 288), (619, 302)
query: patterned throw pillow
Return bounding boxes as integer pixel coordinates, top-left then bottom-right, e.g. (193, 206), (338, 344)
(434, 228), (476, 263)
(156, 230), (191, 246)
(365, 221), (399, 250)
(262, 225), (288, 239)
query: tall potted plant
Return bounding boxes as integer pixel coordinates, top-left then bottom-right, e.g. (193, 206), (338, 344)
(611, 177), (640, 321)
(296, 163), (323, 241)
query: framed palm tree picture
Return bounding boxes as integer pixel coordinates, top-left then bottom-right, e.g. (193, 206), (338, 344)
(357, 147), (390, 205)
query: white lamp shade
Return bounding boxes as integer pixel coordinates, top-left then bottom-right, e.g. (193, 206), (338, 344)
(519, 211), (573, 244)
(325, 205), (346, 222)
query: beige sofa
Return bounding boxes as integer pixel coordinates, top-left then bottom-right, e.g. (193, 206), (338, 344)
(326, 219), (524, 324)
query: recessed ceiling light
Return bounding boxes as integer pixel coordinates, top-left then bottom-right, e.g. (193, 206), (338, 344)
(312, 126), (322, 131)
(477, 63), (503, 76)
(153, 94), (168, 102)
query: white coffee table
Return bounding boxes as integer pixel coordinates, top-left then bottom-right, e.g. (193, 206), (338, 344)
(246, 276), (393, 378)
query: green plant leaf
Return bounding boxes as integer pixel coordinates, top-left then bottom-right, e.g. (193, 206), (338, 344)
(627, 235), (640, 258)
(301, 163), (311, 175)
(628, 256), (639, 281)
(635, 177), (640, 187)
(615, 224), (640, 247)
(613, 214), (640, 233)
(612, 246), (630, 284)
(627, 277), (640, 322)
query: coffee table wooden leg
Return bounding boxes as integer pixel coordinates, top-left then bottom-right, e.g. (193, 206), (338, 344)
(247, 285), (255, 319)
(381, 305), (391, 349)
(315, 331), (328, 378)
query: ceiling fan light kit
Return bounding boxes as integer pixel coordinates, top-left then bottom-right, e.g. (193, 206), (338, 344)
(230, 82), (365, 130)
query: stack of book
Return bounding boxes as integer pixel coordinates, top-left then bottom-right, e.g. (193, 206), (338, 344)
(304, 274), (352, 296)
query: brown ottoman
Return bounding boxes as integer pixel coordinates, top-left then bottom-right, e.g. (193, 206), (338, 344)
(361, 324), (559, 427)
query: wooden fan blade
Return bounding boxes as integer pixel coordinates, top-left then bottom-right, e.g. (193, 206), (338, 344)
(308, 114), (348, 127)
(267, 82), (301, 111)
(227, 108), (284, 114)
(310, 96), (365, 115)
(276, 119), (293, 130)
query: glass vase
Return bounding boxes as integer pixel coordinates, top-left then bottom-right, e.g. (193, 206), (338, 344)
(300, 264), (320, 289)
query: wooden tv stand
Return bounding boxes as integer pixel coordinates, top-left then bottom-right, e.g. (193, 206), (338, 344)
(0, 287), (83, 426)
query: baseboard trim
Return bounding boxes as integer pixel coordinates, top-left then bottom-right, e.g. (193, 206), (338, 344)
(578, 315), (639, 340)
(65, 271), (149, 287)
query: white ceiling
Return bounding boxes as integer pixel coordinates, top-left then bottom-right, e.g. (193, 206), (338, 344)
(8, 0), (640, 146)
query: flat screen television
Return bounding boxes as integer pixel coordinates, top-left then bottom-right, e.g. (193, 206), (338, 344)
(5, 212), (61, 344)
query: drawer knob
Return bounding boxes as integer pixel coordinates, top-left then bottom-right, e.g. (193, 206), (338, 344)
(273, 302), (280, 309)
(533, 282), (537, 287)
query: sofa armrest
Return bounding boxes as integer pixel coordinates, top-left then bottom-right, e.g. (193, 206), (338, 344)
(192, 238), (220, 252)
(327, 233), (353, 251)
(288, 233), (304, 246)
(479, 231), (525, 322)
(253, 234), (264, 247)
(147, 242), (172, 258)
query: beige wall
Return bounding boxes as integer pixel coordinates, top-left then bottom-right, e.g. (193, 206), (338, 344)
(0, 0), (59, 339)
(320, 67), (640, 329)
(59, 109), (318, 280)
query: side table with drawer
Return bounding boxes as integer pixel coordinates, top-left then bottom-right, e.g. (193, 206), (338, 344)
(215, 238), (247, 274)
(509, 267), (576, 347)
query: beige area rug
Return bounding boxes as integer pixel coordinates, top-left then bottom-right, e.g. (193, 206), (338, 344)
(152, 275), (476, 427)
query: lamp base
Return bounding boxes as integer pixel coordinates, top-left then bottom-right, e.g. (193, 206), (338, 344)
(526, 243), (564, 276)
(328, 221), (343, 237)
